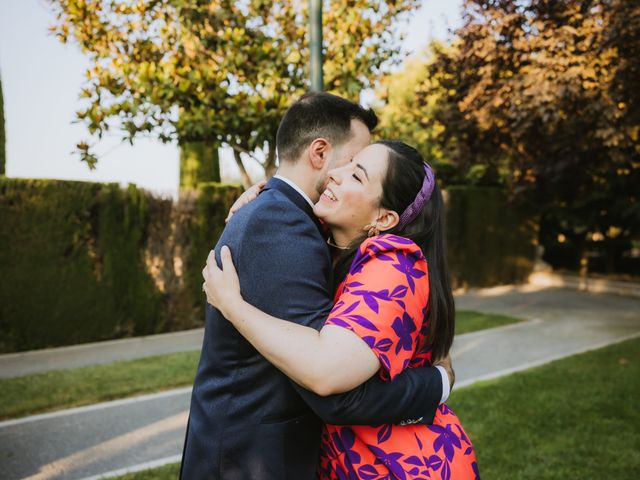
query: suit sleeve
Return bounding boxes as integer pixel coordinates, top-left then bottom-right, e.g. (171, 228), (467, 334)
(235, 204), (442, 425)
(293, 364), (443, 425)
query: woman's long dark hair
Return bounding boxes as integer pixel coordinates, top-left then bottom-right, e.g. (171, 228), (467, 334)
(332, 140), (455, 360)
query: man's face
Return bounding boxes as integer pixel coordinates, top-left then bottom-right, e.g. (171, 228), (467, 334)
(315, 119), (371, 197)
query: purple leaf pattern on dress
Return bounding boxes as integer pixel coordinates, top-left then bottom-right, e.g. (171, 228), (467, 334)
(392, 250), (426, 293)
(351, 288), (392, 313)
(319, 235), (478, 480)
(377, 424), (393, 444)
(391, 312), (417, 354)
(367, 445), (407, 480)
(429, 424), (462, 462)
(356, 464), (379, 480)
(346, 314), (380, 332)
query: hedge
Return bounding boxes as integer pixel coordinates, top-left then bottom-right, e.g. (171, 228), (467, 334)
(0, 178), (242, 353)
(0, 179), (535, 352)
(445, 186), (537, 288)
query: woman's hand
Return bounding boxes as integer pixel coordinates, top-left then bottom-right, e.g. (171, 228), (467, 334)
(202, 246), (243, 318)
(226, 180), (267, 223)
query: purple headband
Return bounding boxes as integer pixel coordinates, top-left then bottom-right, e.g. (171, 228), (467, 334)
(396, 164), (436, 230)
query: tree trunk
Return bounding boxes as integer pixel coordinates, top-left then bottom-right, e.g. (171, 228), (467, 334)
(264, 143), (278, 179)
(232, 150), (253, 190)
(179, 141), (221, 190)
(578, 237), (589, 277)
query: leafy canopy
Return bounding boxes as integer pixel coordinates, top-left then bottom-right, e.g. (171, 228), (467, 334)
(421, 0), (639, 264)
(49, 0), (420, 177)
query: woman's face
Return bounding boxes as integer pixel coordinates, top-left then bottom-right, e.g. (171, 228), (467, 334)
(313, 143), (389, 242)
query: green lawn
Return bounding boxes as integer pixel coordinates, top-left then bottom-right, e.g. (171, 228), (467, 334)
(111, 463), (180, 480)
(447, 337), (640, 479)
(456, 309), (523, 335)
(112, 337), (639, 479)
(0, 351), (199, 420)
(1, 311), (517, 420)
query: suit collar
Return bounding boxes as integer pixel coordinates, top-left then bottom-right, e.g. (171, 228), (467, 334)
(273, 175), (315, 208)
(263, 177), (324, 235)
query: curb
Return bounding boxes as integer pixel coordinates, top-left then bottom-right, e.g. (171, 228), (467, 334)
(528, 271), (640, 298)
(0, 329), (204, 379)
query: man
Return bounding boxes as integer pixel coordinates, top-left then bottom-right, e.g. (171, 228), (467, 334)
(180, 92), (452, 479)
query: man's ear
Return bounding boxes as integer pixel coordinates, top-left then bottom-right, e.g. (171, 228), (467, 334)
(376, 209), (400, 233)
(308, 138), (330, 170)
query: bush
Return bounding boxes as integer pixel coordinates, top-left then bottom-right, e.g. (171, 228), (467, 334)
(445, 186), (538, 288)
(0, 179), (534, 352)
(182, 182), (243, 323)
(0, 178), (241, 353)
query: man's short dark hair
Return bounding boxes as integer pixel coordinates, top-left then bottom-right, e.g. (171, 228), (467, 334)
(276, 92), (378, 164)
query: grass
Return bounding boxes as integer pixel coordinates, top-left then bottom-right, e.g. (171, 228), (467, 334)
(0, 351), (199, 420)
(110, 337), (640, 479)
(111, 463), (180, 480)
(456, 309), (523, 335)
(447, 337), (640, 479)
(0, 311), (518, 420)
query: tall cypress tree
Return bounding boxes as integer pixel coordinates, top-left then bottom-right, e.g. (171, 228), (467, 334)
(0, 72), (5, 176)
(179, 141), (221, 189)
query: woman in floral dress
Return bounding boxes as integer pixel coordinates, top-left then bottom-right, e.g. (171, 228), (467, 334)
(204, 141), (480, 480)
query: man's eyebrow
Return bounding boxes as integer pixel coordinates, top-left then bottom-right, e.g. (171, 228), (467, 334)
(356, 163), (369, 180)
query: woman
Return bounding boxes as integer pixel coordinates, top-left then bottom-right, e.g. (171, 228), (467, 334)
(204, 141), (479, 479)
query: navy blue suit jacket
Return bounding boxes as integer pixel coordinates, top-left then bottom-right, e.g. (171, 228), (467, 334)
(180, 178), (444, 479)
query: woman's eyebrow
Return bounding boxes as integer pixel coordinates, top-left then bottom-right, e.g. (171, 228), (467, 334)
(356, 163), (369, 180)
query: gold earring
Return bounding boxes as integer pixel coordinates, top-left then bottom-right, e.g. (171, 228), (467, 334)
(363, 223), (380, 237)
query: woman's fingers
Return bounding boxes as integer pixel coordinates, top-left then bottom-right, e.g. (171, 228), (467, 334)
(225, 180), (267, 223)
(220, 246), (236, 274)
(206, 249), (216, 267)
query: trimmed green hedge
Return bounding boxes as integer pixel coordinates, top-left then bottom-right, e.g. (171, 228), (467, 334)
(446, 186), (537, 288)
(0, 179), (535, 352)
(0, 178), (241, 353)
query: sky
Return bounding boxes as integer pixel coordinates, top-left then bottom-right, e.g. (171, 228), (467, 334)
(0, 0), (462, 197)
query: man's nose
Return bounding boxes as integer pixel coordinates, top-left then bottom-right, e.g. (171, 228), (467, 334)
(328, 168), (343, 184)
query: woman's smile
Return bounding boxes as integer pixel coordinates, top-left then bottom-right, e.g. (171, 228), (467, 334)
(313, 144), (389, 245)
(320, 186), (339, 203)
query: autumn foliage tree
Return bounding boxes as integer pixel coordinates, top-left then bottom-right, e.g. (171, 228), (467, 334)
(49, 0), (419, 188)
(374, 43), (475, 186)
(422, 0), (639, 274)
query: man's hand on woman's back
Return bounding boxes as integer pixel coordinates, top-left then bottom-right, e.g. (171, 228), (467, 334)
(433, 354), (455, 391)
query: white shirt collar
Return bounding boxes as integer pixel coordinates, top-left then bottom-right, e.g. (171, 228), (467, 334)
(273, 174), (315, 209)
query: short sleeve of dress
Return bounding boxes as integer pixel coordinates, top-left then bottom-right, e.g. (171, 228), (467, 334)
(324, 234), (430, 381)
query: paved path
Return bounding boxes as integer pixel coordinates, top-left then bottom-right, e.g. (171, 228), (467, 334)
(453, 285), (640, 386)
(1, 286), (639, 479)
(0, 329), (204, 379)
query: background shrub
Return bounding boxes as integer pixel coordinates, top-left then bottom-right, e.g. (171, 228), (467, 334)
(0, 178), (242, 352)
(446, 186), (538, 288)
(0, 179), (532, 352)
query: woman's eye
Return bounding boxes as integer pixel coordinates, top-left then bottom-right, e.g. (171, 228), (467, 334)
(352, 174), (362, 183)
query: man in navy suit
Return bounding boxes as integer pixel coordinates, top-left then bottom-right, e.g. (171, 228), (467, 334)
(180, 92), (452, 479)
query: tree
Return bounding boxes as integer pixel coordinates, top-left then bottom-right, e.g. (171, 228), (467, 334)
(423, 0), (640, 273)
(49, 0), (420, 188)
(0, 71), (5, 176)
(374, 43), (463, 186)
